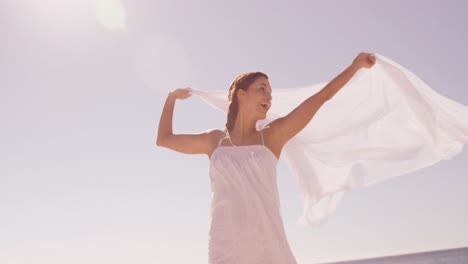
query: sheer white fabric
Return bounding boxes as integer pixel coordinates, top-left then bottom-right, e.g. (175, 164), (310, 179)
(209, 136), (297, 263)
(191, 54), (468, 227)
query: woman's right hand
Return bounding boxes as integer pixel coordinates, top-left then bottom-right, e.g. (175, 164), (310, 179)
(169, 87), (192, 100)
(352, 52), (376, 69)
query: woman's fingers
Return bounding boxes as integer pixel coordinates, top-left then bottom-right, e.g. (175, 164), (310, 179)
(178, 87), (192, 99)
(353, 52), (376, 68)
(367, 53), (376, 66)
(170, 87), (193, 100)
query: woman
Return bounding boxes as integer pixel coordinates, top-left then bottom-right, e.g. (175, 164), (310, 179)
(156, 52), (376, 263)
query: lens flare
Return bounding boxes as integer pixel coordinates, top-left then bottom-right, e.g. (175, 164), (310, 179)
(94, 0), (126, 31)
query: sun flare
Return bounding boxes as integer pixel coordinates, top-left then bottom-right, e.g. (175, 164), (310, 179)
(94, 0), (126, 31)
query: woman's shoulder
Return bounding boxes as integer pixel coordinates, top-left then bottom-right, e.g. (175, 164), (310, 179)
(259, 120), (287, 159)
(201, 127), (226, 145)
(204, 127), (226, 135)
(201, 128), (226, 158)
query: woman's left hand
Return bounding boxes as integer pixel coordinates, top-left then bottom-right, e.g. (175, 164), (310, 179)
(352, 52), (376, 69)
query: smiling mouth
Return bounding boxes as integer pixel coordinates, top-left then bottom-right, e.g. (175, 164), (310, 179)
(260, 103), (270, 110)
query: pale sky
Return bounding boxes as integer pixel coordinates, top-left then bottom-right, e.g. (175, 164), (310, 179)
(1, 0), (467, 263)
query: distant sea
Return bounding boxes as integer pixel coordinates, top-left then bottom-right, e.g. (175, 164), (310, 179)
(322, 246), (468, 264)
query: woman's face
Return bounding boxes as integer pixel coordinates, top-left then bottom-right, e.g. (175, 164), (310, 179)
(237, 76), (272, 120)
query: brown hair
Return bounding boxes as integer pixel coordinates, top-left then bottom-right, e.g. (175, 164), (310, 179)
(225, 72), (269, 133)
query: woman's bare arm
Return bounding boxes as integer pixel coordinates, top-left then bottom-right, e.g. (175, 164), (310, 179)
(269, 53), (376, 145)
(156, 88), (214, 155)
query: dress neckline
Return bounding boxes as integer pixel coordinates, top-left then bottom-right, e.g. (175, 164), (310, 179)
(210, 144), (279, 163)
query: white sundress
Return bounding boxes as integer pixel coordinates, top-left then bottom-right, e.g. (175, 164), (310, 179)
(208, 127), (297, 264)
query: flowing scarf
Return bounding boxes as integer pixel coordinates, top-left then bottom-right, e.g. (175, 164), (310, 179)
(190, 54), (468, 227)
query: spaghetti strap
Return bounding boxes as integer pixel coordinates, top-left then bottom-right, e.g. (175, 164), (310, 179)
(217, 128), (229, 147)
(260, 127), (265, 146)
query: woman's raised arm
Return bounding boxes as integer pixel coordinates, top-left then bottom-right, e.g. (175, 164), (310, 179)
(269, 52), (376, 145)
(156, 88), (215, 155)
